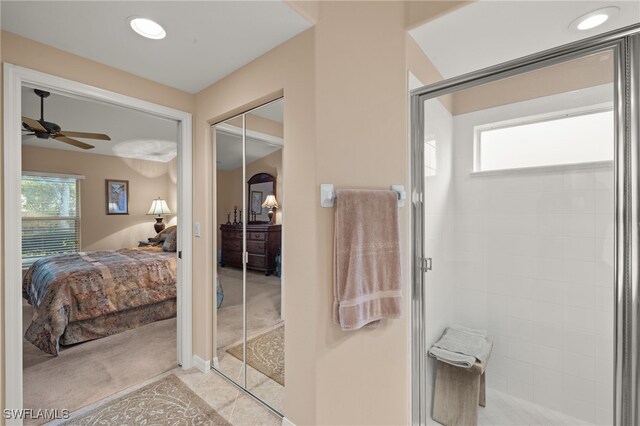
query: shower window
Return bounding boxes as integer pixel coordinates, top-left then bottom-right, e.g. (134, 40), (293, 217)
(474, 105), (614, 172)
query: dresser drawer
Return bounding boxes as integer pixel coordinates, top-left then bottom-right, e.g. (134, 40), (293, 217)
(248, 232), (266, 241)
(222, 251), (242, 265)
(226, 231), (242, 240)
(248, 254), (266, 268)
(246, 240), (265, 253)
(223, 239), (242, 252)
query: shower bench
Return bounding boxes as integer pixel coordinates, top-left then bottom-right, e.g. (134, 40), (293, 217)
(432, 337), (493, 426)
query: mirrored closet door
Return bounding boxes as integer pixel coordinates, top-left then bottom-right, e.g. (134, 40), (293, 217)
(213, 99), (284, 414)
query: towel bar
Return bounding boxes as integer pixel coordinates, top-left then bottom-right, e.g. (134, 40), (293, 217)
(320, 184), (406, 208)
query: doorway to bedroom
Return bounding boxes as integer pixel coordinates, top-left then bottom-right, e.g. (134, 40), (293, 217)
(19, 84), (181, 418)
(4, 65), (193, 420)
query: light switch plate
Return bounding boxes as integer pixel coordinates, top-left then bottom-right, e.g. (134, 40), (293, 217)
(195, 222), (201, 237)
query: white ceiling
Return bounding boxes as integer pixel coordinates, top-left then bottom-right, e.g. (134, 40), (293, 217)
(410, 1), (640, 79)
(21, 86), (179, 161)
(1, 1), (311, 93)
(216, 130), (282, 172)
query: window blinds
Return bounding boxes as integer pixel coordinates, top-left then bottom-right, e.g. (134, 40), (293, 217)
(21, 174), (81, 264)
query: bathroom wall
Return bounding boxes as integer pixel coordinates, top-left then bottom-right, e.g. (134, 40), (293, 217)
(450, 85), (614, 424)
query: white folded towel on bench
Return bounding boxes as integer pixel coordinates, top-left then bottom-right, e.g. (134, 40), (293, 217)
(428, 325), (491, 368)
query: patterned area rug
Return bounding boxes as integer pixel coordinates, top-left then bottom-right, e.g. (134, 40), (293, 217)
(227, 324), (284, 386)
(64, 374), (230, 425)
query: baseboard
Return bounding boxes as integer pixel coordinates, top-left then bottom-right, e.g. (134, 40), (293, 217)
(192, 355), (211, 374)
(212, 356), (220, 369)
(282, 417), (296, 426)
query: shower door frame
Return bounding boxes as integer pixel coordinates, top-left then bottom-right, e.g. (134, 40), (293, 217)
(410, 24), (640, 426)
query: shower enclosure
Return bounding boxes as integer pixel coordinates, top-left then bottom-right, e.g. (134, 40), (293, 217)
(411, 26), (640, 425)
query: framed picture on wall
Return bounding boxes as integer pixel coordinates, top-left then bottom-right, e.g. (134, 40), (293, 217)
(251, 191), (263, 215)
(106, 179), (129, 215)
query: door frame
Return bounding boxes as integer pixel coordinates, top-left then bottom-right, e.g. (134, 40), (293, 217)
(410, 24), (640, 425)
(3, 64), (193, 416)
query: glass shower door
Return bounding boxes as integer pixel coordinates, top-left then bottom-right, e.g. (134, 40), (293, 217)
(415, 46), (619, 426)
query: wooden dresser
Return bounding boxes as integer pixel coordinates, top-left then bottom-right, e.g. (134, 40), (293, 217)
(220, 223), (281, 275)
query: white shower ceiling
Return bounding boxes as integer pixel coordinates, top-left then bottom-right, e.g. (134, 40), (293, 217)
(410, 1), (640, 79)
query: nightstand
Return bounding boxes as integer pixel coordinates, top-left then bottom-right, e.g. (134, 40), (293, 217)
(138, 238), (157, 247)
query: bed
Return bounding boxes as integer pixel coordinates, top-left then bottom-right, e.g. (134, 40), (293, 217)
(23, 245), (177, 356)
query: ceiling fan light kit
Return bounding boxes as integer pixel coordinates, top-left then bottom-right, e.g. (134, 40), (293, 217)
(21, 89), (111, 150)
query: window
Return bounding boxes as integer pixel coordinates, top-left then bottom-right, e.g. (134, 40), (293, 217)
(21, 173), (81, 265)
(475, 108), (614, 172)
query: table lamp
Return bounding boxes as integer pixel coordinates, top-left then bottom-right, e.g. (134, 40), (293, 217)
(147, 197), (172, 233)
(261, 195), (279, 224)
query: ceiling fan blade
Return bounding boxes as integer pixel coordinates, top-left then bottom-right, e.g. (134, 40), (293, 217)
(53, 135), (94, 150)
(22, 116), (47, 132)
(59, 130), (111, 140)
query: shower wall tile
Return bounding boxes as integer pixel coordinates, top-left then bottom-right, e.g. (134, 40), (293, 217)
(444, 104), (615, 420)
(450, 118), (614, 418)
(533, 344), (562, 369)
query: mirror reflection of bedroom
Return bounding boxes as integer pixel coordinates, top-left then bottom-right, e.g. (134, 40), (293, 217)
(214, 98), (284, 413)
(20, 85), (180, 420)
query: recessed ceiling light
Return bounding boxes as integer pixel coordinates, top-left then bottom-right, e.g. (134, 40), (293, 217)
(569, 7), (619, 32)
(128, 17), (166, 40)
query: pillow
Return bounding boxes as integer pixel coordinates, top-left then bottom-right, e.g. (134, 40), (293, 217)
(153, 225), (177, 242)
(163, 231), (177, 252)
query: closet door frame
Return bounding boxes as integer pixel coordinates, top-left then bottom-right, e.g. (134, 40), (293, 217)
(410, 24), (640, 426)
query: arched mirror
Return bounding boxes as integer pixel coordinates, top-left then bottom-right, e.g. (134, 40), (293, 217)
(247, 172), (276, 224)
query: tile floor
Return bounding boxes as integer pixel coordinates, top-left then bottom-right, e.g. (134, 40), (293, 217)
(214, 348), (284, 414)
(175, 367), (282, 426)
(56, 367), (282, 426)
(479, 388), (593, 426)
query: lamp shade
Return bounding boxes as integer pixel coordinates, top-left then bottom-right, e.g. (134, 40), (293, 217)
(147, 198), (172, 216)
(261, 194), (279, 209)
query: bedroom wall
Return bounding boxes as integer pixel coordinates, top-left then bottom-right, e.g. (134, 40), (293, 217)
(1, 30), (196, 413)
(216, 149), (283, 248)
(22, 146), (177, 251)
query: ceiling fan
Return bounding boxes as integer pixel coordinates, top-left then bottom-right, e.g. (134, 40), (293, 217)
(21, 89), (111, 150)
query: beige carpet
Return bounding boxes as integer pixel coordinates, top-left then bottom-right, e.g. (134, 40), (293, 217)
(216, 268), (282, 350)
(63, 374), (230, 426)
(23, 299), (177, 422)
(226, 324), (284, 386)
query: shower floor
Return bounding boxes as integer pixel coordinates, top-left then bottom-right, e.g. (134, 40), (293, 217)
(479, 388), (591, 426)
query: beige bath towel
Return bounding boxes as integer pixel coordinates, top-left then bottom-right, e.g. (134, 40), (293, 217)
(333, 189), (402, 330)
